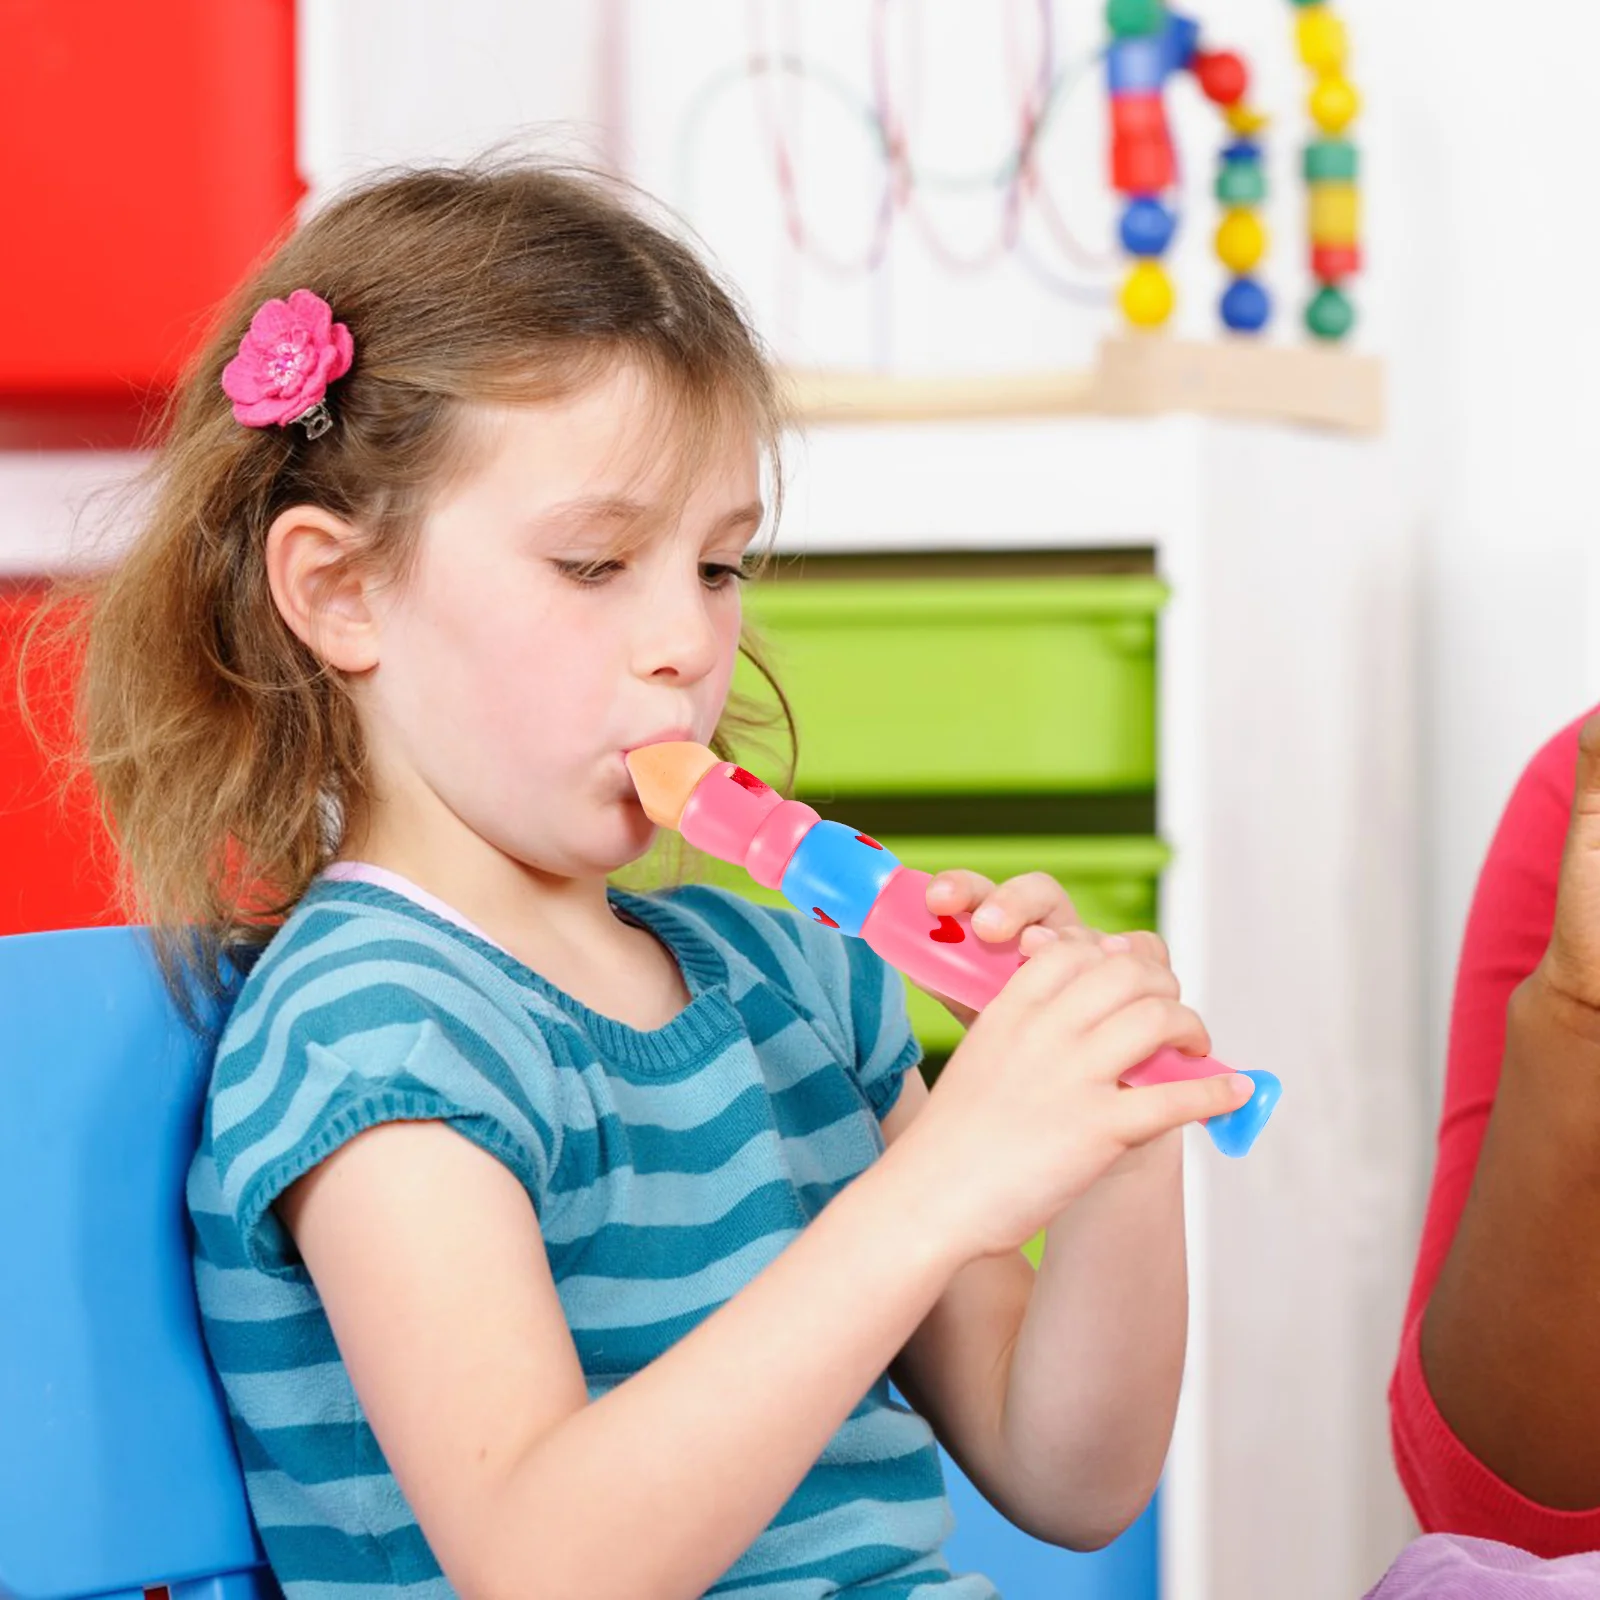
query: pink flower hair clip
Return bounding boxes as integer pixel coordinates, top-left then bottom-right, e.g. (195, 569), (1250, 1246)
(221, 288), (354, 440)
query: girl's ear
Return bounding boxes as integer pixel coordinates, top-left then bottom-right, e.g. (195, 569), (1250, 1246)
(266, 505), (382, 673)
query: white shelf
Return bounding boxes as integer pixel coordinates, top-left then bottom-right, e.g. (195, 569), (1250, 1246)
(0, 452), (146, 579)
(784, 338), (1386, 437)
(778, 414), (1215, 557)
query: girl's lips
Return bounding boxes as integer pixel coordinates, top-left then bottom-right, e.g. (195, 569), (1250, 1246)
(622, 728), (695, 756)
(618, 733), (698, 809)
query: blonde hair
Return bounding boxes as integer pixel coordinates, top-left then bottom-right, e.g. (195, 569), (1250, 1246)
(30, 161), (796, 1016)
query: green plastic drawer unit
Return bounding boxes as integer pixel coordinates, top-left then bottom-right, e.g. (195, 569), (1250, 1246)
(735, 575), (1167, 795)
(675, 835), (1172, 1058)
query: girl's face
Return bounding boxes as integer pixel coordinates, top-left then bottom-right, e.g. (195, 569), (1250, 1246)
(356, 361), (764, 882)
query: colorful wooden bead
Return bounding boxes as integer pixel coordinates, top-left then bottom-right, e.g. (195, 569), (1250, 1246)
(1308, 181), (1360, 247)
(1306, 284), (1355, 340)
(1108, 36), (1168, 94)
(1215, 208), (1268, 273)
(1289, 9), (1361, 332)
(1121, 260), (1176, 327)
(1303, 137), (1359, 183)
(1107, 0), (1167, 38)
(1216, 161), (1267, 205)
(1311, 242), (1361, 282)
(1112, 132), (1176, 194)
(1110, 88), (1169, 140)
(1194, 49), (1250, 106)
(1162, 12), (1200, 73)
(1120, 196), (1178, 257)
(1221, 277), (1271, 332)
(1225, 103), (1270, 135)
(1295, 7), (1348, 73)
(1309, 73), (1360, 134)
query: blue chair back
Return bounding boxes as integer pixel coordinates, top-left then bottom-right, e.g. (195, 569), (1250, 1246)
(0, 926), (277, 1600)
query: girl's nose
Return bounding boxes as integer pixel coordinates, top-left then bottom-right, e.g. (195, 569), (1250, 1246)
(633, 572), (724, 684)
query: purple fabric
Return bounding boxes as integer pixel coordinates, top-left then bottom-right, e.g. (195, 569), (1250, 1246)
(1365, 1536), (1600, 1597)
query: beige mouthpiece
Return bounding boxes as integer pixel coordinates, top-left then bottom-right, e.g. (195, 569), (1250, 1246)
(624, 741), (721, 829)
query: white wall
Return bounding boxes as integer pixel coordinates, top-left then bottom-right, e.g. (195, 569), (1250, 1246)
(298, 0), (617, 195)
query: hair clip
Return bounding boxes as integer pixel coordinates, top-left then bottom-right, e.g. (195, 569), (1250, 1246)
(221, 289), (353, 438)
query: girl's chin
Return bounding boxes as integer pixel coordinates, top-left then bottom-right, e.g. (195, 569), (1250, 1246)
(595, 803), (660, 869)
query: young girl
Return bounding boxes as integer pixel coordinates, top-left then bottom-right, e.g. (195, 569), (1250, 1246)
(77, 162), (1253, 1599)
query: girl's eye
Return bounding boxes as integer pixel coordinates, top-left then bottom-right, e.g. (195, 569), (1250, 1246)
(553, 559), (624, 586)
(551, 559), (753, 589)
(701, 562), (752, 590)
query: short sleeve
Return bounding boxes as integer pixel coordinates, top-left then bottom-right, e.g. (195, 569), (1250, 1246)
(207, 937), (569, 1279)
(663, 885), (924, 1121)
(838, 932), (923, 1118)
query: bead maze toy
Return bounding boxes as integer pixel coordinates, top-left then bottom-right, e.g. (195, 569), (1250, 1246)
(627, 741), (1282, 1157)
(1106, 0), (1362, 341)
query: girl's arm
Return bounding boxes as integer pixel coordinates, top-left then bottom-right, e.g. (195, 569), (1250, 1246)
(884, 1072), (1185, 1551)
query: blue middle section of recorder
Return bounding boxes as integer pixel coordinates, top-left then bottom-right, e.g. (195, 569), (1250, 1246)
(779, 820), (902, 937)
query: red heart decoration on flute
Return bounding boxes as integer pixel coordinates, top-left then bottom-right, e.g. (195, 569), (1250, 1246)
(929, 914), (966, 944)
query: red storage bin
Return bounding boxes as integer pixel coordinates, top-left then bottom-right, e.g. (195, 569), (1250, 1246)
(0, 582), (121, 933)
(0, 0), (301, 398)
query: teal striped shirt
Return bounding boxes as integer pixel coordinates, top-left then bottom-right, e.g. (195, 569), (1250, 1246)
(188, 875), (999, 1599)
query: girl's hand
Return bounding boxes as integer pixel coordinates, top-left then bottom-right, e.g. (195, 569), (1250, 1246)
(922, 868), (1172, 1027)
(890, 933), (1253, 1262)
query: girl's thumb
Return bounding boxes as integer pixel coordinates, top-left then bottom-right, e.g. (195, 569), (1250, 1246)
(1117, 1073), (1256, 1148)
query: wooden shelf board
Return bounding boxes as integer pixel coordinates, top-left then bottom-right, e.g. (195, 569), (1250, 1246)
(783, 335), (1385, 435)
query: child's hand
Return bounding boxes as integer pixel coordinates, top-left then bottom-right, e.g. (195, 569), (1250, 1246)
(922, 868), (1171, 1027)
(891, 932), (1253, 1261)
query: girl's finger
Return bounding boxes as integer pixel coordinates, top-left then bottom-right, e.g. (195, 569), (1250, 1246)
(1084, 994), (1213, 1085)
(1122, 929), (1171, 969)
(925, 869), (998, 916)
(1111, 1072), (1256, 1148)
(1043, 949), (1182, 1038)
(1019, 922), (1070, 957)
(969, 871), (1081, 943)
(985, 929), (1108, 1013)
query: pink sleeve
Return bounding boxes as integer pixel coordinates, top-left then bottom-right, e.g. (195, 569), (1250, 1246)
(1390, 707), (1600, 1554)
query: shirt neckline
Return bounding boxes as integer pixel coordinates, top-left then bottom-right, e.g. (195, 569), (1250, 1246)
(303, 870), (739, 1078)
